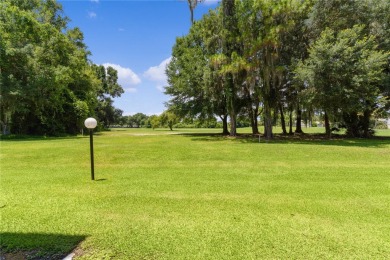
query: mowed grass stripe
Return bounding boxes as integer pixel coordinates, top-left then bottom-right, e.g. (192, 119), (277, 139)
(1, 129), (390, 259)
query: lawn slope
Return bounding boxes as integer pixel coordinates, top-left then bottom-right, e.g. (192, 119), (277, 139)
(1, 129), (390, 259)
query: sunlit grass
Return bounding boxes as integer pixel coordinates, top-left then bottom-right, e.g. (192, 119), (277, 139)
(1, 128), (390, 259)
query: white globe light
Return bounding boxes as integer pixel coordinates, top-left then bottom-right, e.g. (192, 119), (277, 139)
(84, 117), (97, 129)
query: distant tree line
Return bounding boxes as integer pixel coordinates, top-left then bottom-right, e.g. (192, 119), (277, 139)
(166, 0), (390, 138)
(0, 0), (124, 135)
(113, 112), (230, 130)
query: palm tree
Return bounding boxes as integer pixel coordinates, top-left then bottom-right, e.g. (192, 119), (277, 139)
(187, 0), (204, 24)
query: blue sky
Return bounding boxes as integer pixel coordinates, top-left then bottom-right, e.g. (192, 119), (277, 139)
(59, 0), (219, 115)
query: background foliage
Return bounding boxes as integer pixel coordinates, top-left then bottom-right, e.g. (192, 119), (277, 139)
(166, 0), (390, 138)
(0, 0), (124, 135)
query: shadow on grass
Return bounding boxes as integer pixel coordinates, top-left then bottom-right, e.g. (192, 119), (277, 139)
(0, 133), (109, 142)
(179, 132), (390, 148)
(0, 232), (86, 260)
(0, 129), (122, 142)
(0, 134), (85, 142)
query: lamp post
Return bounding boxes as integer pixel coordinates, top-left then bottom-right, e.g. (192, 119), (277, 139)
(84, 117), (97, 180)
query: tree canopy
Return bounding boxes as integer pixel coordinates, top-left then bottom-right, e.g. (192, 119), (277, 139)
(1, 0), (389, 137)
(165, 0), (390, 138)
(0, 0), (124, 135)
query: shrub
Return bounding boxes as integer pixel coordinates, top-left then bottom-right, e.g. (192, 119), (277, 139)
(374, 120), (388, 129)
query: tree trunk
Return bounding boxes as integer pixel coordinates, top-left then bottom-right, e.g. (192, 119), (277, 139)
(1, 121), (8, 135)
(289, 110), (293, 135)
(343, 112), (359, 137)
(187, 0), (195, 24)
(324, 111), (331, 138)
(229, 112), (237, 136)
(226, 73), (237, 136)
(295, 105), (303, 133)
(3, 124), (8, 135)
(262, 47), (273, 140)
(222, 0), (238, 137)
(362, 108), (371, 138)
(250, 106), (259, 135)
(279, 103), (287, 135)
(263, 102), (273, 139)
(221, 115), (230, 135)
(304, 114), (308, 128)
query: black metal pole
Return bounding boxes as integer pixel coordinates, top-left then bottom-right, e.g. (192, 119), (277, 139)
(89, 129), (95, 180)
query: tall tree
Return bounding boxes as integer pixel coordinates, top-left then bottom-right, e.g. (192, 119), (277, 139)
(165, 23), (210, 121)
(240, 0), (311, 137)
(186, 0), (204, 24)
(169, 0), (388, 138)
(166, 10), (231, 134)
(221, 0), (241, 136)
(0, 0), (98, 135)
(92, 64), (124, 129)
(301, 0), (390, 136)
(295, 25), (388, 137)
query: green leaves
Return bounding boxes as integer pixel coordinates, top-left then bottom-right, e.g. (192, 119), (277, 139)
(0, 0), (103, 135)
(298, 25), (388, 109)
(296, 24), (389, 136)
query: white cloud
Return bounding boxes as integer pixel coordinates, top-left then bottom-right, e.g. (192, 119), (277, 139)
(118, 28), (125, 32)
(125, 88), (137, 93)
(203, 0), (219, 6)
(88, 11), (97, 18)
(102, 63), (141, 90)
(90, 0), (99, 2)
(143, 57), (171, 91)
(156, 85), (165, 92)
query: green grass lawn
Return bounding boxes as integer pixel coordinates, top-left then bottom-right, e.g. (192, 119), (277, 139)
(1, 128), (390, 259)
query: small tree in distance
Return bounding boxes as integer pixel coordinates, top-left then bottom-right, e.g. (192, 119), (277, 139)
(160, 111), (178, 131)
